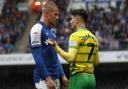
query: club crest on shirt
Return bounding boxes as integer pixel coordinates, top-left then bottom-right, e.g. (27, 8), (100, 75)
(45, 38), (50, 45)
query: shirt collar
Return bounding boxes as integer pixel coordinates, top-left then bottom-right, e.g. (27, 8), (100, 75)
(38, 21), (51, 30)
(76, 27), (88, 32)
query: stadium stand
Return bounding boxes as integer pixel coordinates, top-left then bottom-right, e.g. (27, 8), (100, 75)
(0, 0), (28, 53)
(1, 0), (127, 53)
(0, 0), (128, 53)
(56, 5), (128, 51)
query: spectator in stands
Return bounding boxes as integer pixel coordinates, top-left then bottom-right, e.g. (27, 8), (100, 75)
(26, 1), (128, 52)
(0, 42), (5, 54)
(48, 9), (99, 89)
(0, 0), (28, 54)
(57, 25), (70, 51)
(29, 1), (68, 89)
(4, 37), (14, 53)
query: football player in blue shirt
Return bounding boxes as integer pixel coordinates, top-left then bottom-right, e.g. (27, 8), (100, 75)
(29, 1), (68, 89)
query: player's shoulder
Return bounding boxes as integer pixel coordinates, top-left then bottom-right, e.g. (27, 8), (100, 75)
(70, 32), (79, 38)
(89, 31), (97, 39)
(70, 30), (85, 39)
(71, 29), (83, 36)
(31, 23), (42, 32)
(74, 28), (87, 36)
(87, 30), (99, 44)
(30, 23), (42, 47)
(30, 23), (43, 36)
(83, 29), (95, 37)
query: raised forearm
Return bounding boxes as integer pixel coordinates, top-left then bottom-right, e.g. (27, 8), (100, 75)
(55, 45), (77, 62)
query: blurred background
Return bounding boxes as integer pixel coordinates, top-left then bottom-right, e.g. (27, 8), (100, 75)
(0, 0), (128, 89)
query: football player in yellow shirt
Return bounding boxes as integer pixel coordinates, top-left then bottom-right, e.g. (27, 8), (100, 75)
(48, 9), (99, 89)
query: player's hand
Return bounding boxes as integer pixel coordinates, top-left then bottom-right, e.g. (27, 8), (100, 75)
(46, 77), (56, 89)
(47, 39), (57, 47)
(61, 75), (68, 89)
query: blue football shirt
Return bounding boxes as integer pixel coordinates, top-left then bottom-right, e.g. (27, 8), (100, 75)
(29, 21), (64, 83)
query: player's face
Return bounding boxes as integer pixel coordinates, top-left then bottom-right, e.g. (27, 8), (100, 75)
(48, 7), (59, 27)
(70, 16), (77, 30)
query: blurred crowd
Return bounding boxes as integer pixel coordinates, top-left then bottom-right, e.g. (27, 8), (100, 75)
(0, 0), (28, 54)
(56, 5), (128, 51)
(1, 0), (128, 54)
(88, 6), (128, 50)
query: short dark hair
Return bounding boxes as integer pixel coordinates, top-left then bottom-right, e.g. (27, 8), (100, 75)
(70, 9), (88, 23)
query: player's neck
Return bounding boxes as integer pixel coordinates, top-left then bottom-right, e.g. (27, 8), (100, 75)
(40, 16), (49, 27)
(76, 22), (85, 30)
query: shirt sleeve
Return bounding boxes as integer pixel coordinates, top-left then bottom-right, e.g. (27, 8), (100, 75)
(54, 33), (79, 62)
(30, 24), (50, 80)
(94, 39), (99, 66)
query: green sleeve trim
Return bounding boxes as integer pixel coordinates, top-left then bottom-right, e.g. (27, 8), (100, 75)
(69, 46), (78, 49)
(72, 61), (94, 63)
(79, 35), (95, 39)
(77, 52), (96, 55)
(79, 44), (97, 47)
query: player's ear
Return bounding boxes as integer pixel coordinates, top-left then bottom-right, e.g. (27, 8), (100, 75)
(76, 17), (80, 24)
(44, 10), (49, 17)
(45, 11), (49, 16)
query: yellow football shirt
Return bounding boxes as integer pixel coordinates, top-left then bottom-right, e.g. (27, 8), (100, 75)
(55, 27), (99, 75)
